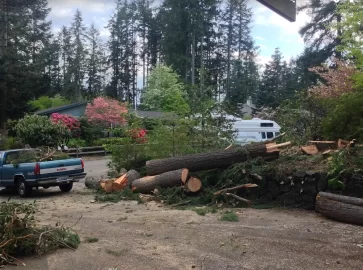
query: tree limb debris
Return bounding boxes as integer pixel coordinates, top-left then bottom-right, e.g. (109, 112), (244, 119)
(214, 183), (258, 196)
(225, 193), (251, 205)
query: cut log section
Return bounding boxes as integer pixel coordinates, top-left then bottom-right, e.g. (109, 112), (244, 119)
(113, 174), (128, 192)
(315, 192), (363, 226)
(146, 142), (290, 176)
(126, 169), (141, 188)
(132, 169), (189, 193)
(301, 145), (319, 156)
(184, 177), (202, 193)
(100, 180), (114, 193)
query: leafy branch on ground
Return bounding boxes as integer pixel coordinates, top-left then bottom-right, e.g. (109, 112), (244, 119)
(0, 201), (80, 267)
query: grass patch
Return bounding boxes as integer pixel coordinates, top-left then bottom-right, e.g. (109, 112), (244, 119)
(192, 206), (218, 216)
(220, 211), (239, 222)
(106, 248), (129, 256)
(95, 188), (142, 203)
(85, 237), (99, 243)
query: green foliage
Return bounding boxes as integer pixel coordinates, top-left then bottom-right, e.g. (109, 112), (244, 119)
(141, 66), (190, 115)
(0, 201), (80, 265)
(1, 137), (22, 150)
(275, 92), (326, 144)
(322, 91), (363, 141)
(79, 117), (103, 145)
(95, 188), (142, 203)
(15, 115), (71, 147)
(67, 138), (87, 148)
(220, 211), (239, 222)
(29, 94), (71, 111)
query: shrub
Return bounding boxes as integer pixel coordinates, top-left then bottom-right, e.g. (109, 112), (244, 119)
(79, 117), (103, 144)
(51, 113), (81, 137)
(220, 211), (239, 222)
(85, 97), (128, 128)
(15, 115), (70, 147)
(67, 138), (87, 148)
(322, 91), (363, 141)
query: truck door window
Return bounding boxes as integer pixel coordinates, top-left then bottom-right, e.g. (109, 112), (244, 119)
(267, 132), (274, 139)
(261, 132), (266, 139)
(4, 152), (19, 165)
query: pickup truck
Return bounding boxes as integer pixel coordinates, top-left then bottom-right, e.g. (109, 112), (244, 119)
(0, 149), (86, 197)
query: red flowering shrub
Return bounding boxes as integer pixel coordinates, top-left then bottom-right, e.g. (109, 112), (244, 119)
(51, 113), (80, 136)
(127, 128), (147, 144)
(85, 97), (128, 127)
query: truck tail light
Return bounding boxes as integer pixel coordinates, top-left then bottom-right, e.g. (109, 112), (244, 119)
(81, 159), (84, 169)
(34, 163), (40, 175)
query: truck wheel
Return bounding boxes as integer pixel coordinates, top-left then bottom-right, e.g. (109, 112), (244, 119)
(59, 182), (73, 192)
(17, 178), (32, 197)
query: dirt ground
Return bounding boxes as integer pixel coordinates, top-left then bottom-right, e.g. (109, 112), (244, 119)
(1, 183), (363, 270)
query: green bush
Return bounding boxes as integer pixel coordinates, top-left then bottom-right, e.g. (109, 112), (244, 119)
(2, 137), (23, 150)
(67, 138), (87, 148)
(28, 94), (71, 111)
(15, 115), (70, 147)
(322, 91), (363, 141)
(105, 139), (148, 174)
(94, 137), (128, 146)
(79, 117), (103, 144)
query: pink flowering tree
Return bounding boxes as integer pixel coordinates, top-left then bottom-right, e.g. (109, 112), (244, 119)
(85, 97), (128, 127)
(51, 113), (80, 137)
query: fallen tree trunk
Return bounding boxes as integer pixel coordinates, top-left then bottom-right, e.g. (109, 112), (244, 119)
(132, 169), (189, 193)
(146, 142), (289, 176)
(184, 177), (202, 193)
(315, 192), (363, 226)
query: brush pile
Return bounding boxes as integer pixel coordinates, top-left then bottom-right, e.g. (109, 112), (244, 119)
(0, 201), (80, 267)
(86, 140), (292, 205)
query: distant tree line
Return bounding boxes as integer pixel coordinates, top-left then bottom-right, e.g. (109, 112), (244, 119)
(0, 0), (346, 128)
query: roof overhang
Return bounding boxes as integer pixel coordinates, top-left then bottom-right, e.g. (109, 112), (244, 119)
(256, 0), (296, 22)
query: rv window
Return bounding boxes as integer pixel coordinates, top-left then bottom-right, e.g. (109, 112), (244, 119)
(261, 132), (266, 139)
(261, 123), (273, 127)
(267, 132), (274, 139)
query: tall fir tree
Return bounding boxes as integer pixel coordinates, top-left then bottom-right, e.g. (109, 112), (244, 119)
(70, 9), (86, 100)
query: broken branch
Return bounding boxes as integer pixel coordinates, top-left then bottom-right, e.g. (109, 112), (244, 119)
(214, 183), (258, 196)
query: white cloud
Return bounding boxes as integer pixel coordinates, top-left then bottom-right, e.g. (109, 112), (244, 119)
(257, 55), (271, 67)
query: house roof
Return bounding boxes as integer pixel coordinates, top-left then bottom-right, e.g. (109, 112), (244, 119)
(35, 102), (87, 115)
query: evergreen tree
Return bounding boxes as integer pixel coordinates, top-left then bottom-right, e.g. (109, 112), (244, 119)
(86, 23), (106, 98)
(257, 48), (284, 108)
(299, 0), (344, 60)
(70, 9), (86, 100)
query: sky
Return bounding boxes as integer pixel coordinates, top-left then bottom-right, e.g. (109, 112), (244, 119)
(47, 0), (310, 67)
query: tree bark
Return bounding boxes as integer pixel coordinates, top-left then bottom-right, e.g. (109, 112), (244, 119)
(132, 168), (189, 193)
(146, 143), (269, 176)
(315, 192), (363, 226)
(126, 169), (141, 188)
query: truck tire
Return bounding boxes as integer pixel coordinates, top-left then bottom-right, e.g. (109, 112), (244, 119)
(16, 178), (32, 197)
(59, 182), (73, 192)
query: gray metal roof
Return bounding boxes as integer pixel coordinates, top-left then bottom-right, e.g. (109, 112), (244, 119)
(35, 102), (87, 115)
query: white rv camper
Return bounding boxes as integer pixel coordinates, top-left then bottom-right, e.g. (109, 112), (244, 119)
(232, 118), (281, 145)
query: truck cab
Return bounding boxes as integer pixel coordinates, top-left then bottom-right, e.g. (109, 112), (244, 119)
(0, 149), (86, 197)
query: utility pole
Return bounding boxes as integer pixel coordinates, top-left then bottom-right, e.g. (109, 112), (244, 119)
(0, 0), (8, 131)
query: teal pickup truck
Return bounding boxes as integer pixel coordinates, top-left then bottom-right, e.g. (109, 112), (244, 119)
(0, 149), (86, 197)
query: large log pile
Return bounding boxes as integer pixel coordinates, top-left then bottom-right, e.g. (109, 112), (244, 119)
(86, 141), (291, 196)
(315, 192), (363, 226)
